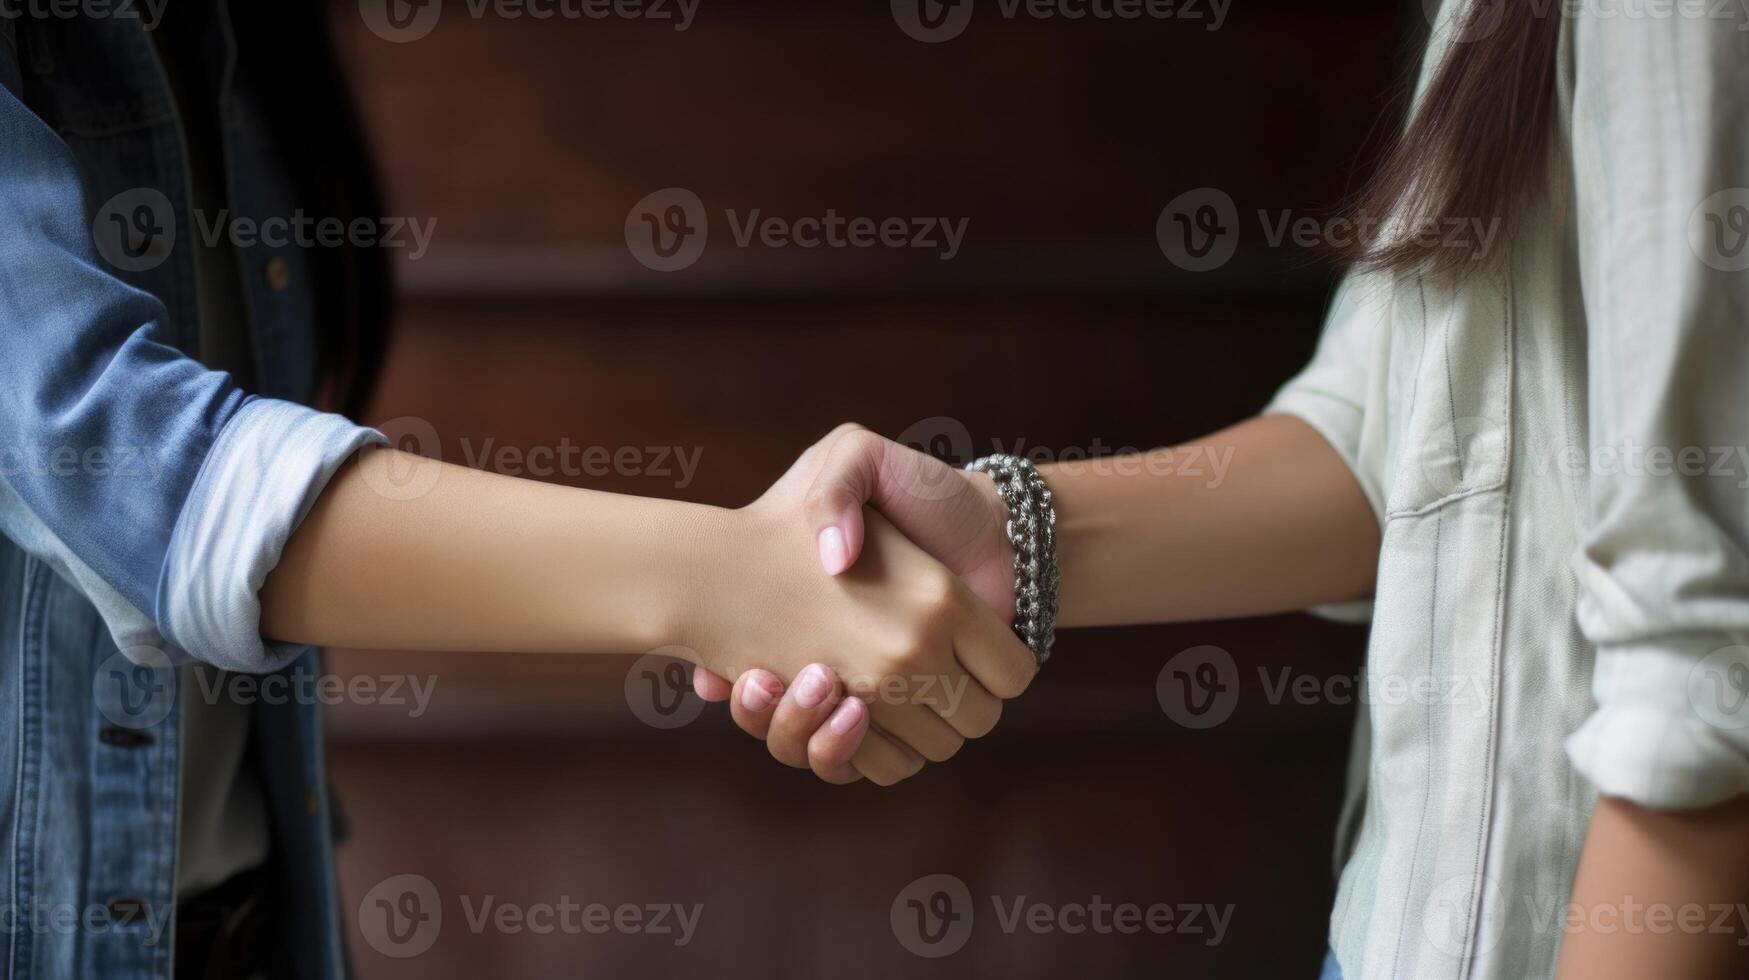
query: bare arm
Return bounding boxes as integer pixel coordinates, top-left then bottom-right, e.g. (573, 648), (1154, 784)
(1047, 413), (1380, 627)
(714, 415), (1381, 783)
(259, 444), (1038, 786)
(261, 447), (715, 654)
(1556, 795), (1749, 979)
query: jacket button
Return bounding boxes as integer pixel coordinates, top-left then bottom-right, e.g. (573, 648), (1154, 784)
(99, 725), (154, 748)
(105, 897), (150, 927)
(265, 257), (291, 291)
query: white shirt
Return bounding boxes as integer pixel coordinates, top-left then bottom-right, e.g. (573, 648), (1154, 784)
(1266, 4), (1749, 977)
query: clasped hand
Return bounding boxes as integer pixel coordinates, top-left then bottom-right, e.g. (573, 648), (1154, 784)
(680, 423), (1032, 786)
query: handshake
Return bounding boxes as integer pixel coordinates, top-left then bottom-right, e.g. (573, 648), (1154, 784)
(677, 423), (1041, 788)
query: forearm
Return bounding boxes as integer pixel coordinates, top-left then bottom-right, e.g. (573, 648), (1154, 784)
(1046, 413), (1378, 627)
(261, 447), (725, 654)
(1556, 794), (1749, 979)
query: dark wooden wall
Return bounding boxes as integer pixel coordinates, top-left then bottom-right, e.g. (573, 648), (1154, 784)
(322, 2), (1418, 977)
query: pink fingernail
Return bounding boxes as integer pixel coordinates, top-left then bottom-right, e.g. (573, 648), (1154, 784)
(793, 664), (832, 708)
(740, 677), (777, 712)
(817, 527), (849, 575)
(828, 696), (864, 735)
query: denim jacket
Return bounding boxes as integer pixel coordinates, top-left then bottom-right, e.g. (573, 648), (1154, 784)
(0, 8), (385, 979)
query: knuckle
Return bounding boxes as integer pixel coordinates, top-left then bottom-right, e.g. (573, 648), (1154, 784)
(961, 700), (1001, 739)
(840, 427), (882, 460)
(828, 421), (868, 441)
(919, 735), (964, 764)
(802, 482), (843, 517)
(898, 753), (926, 781)
(994, 658), (1038, 700)
(807, 738), (842, 772)
(767, 732), (808, 769)
(880, 637), (928, 675)
(918, 570), (959, 611)
(732, 713), (768, 739)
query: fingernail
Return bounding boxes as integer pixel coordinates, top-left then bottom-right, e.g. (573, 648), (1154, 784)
(828, 696), (864, 735)
(817, 526), (849, 575)
(793, 664), (831, 708)
(740, 677), (777, 712)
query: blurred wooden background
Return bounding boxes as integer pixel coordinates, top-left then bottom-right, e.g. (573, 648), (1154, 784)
(321, 1), (1417, 976)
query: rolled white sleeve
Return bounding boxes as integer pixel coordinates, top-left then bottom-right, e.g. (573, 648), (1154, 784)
(157, 398), (386, 674)
(1563, 7), (1749, 809)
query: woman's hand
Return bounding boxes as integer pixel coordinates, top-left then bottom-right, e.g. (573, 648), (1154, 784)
(682, 430), (1031, 785)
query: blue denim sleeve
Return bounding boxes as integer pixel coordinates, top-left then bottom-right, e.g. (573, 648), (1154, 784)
(0, 72), (384, 673)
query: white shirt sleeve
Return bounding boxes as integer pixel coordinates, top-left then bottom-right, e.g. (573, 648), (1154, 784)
(1563, 5), (1749, 809)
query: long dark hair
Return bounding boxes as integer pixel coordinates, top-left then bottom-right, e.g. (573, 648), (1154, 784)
(230, 1), (393, 420)
(1336, 0), (1564, 276)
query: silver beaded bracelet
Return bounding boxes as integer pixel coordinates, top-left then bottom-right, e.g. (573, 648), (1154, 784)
(966, 454), (1059, 665)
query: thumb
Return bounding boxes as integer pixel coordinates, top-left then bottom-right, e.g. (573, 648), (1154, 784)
(802, 426), (886, 575)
